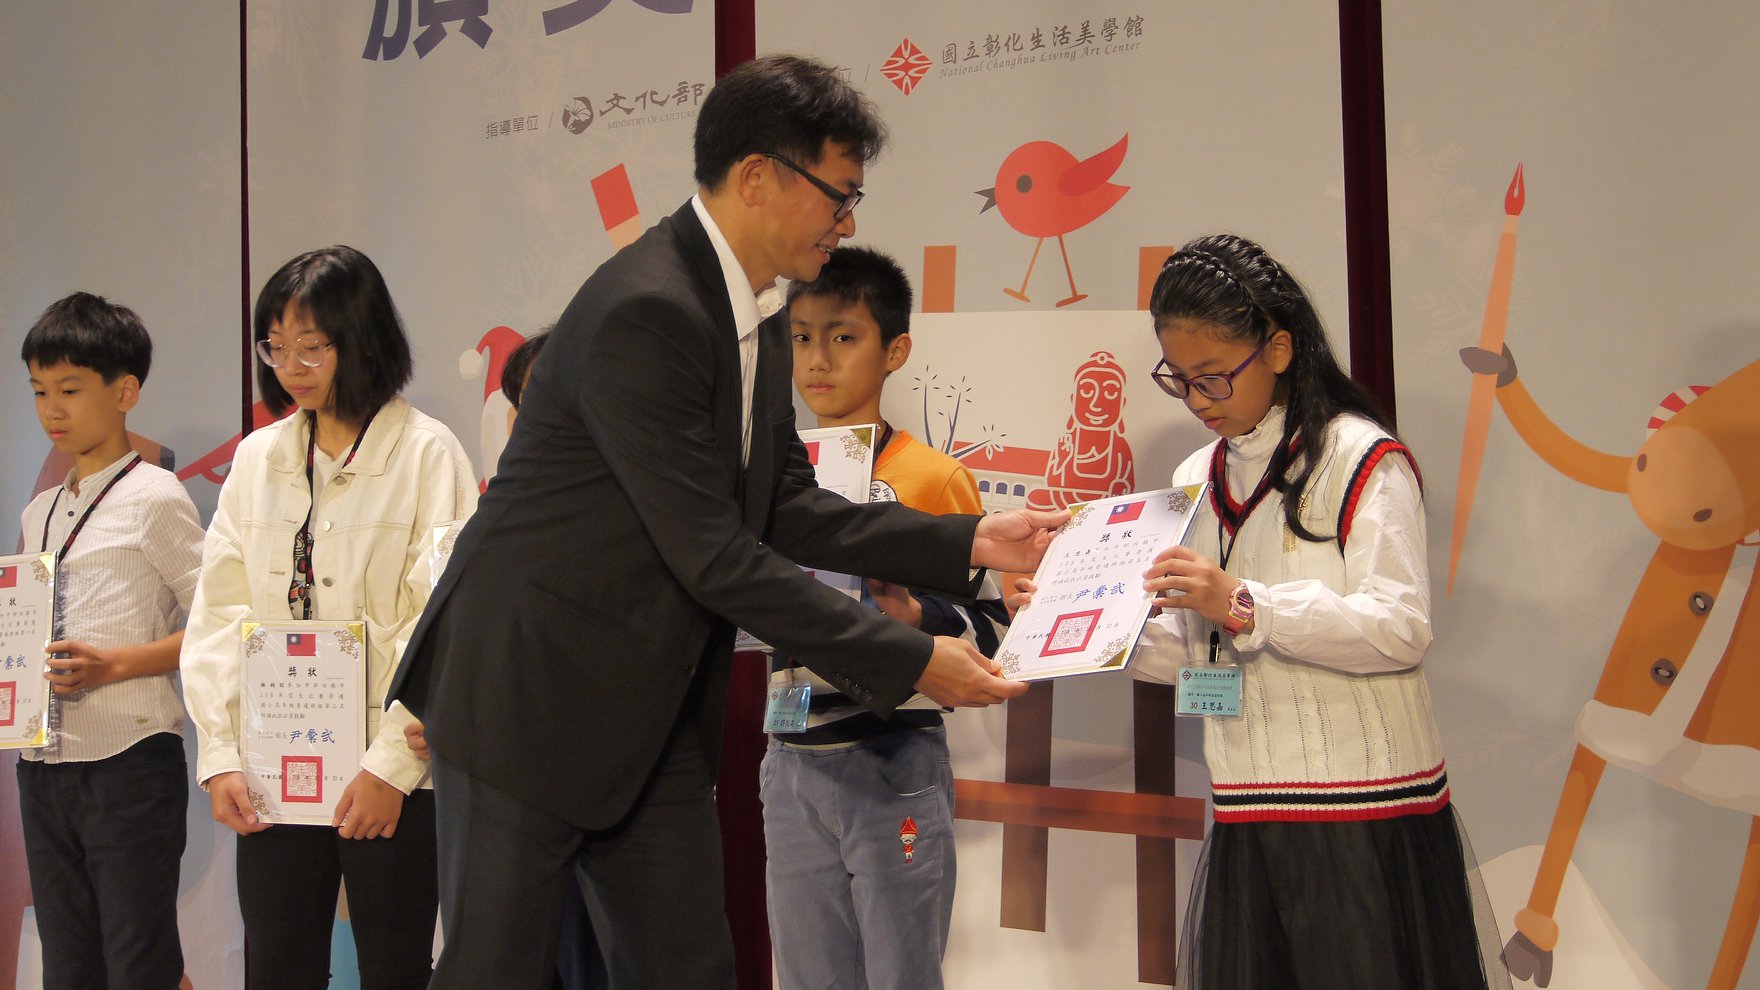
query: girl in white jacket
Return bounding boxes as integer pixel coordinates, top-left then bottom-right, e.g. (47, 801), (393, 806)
(182, 246), (477, 990)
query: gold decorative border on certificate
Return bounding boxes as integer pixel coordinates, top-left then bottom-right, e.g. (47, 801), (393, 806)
(840, 424), (875, 460)
(1094, 636), (1133, 669)
(435, 522), (460, 558)
(242, 622), (266, 657)
(334, 623), (364, 658)
(1166, 484), (1202, 516)
(1061, 502), (1095, 532)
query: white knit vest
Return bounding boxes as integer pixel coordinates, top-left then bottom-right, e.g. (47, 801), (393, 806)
(1169, 413), (1449, 823)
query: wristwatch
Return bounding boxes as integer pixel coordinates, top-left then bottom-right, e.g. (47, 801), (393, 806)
(1221, 581), (1255, 637)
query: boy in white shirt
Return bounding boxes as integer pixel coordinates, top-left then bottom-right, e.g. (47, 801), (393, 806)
(18, 292), (205, 989)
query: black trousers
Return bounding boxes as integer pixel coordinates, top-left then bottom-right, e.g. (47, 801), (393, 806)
(235, 789), (438, 990)
(17, 732), (187, 990)
(429, 725), (735, 990)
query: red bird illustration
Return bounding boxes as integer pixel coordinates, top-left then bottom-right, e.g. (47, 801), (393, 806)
(978, 134), (1129, 307)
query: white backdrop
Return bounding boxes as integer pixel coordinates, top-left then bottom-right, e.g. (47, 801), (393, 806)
(1386, 3), (1760, 988)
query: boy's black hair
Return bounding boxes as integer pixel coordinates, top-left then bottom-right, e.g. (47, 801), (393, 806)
(21, 292), (153, 384)
(254, 246), (413, 423)
(1149, 233), (1404, 545)
(694, 54), (887, 190)
(500, 327), (551, 409)
(785, 246), (913, 344)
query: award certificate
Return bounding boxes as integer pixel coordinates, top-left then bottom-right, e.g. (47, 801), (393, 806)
(239, 620), (366, 825)
(736, 424), (878, 652)
(0, 553), (54, 749)
(996, 485), (1208, 681)
(428, 519), (466, 593)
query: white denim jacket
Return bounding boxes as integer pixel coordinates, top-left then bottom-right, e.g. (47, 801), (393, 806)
(182, 396), (478, 794)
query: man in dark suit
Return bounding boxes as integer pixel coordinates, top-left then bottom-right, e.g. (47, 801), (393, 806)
(389, 55), (1063, 988)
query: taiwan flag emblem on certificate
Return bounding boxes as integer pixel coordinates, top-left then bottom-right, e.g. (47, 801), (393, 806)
(804, 441), (821, 465)
(0, 565), (14, 588)
(286, 633), (317, 657)
(1107, 500), (1146, 525)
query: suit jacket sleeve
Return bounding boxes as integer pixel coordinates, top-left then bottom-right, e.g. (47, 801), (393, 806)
(573, 292), (977, 713)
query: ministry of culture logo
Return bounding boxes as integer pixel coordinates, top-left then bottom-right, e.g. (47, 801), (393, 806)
(562, 96), (595, 134)
(882, 38), (932, 95)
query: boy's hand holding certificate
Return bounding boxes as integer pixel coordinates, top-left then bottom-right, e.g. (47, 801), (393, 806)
(996, 486), (1207, 680)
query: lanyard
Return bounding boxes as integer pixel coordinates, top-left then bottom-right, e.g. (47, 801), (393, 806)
(288, 412), (372, 620)
(40, 453), (143, 564)
(1205, 440), (1280, 664)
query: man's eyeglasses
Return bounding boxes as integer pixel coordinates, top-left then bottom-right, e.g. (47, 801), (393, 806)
(766, 153), (863, 222)
(1150, 339), (1267, 400)
(255, 338), (336, 369)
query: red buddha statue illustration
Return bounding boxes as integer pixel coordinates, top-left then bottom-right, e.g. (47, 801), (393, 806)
(1027, 350), (1135, 511)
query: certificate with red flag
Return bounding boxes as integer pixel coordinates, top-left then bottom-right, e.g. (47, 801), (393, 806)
(0, 552), (55, 749)
(238, 620), (365, 825)
(996, 485), (1207, 680)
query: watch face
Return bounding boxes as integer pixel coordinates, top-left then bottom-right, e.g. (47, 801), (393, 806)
(1232, 586), (1253, 609)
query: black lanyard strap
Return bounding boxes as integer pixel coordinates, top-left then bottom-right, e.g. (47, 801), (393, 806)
(288, 412), (373, 620)
(40, 453), (143, 563)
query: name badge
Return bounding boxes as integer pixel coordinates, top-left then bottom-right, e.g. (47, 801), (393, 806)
(764, 680), (811, 734)
(1176, 665), (1242, 718)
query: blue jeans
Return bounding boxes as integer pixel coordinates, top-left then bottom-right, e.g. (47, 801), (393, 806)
(760, 724), (956, 990)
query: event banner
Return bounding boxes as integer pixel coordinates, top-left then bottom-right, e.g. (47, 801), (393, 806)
(239, 620), (366, 827)
(249, 1), (715, 488)
(0, 555), (54, 750)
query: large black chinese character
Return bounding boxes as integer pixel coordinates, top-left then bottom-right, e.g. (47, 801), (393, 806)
(363, 0), (493, 61)
(543, 0), (694, 36)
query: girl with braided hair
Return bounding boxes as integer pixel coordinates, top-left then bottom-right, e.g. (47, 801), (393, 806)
(1133, 234), (1509, 987)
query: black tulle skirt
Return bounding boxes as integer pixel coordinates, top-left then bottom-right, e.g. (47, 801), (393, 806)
(1178, 803), (1513, 990)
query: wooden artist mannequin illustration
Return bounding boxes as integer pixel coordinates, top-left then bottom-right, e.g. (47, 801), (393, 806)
(1463, 346), (1760, 989)
(1026, 350), (1135, 510)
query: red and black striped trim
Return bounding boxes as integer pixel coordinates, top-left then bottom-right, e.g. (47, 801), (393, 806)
(1207, 437), (1303, 538)
(1334, 438), (1421, 551)
(1211, 762), (1451, 823)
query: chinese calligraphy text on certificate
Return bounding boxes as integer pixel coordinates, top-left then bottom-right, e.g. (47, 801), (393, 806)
(997, 485), (1207, 680)
(239, 620), (365, 825)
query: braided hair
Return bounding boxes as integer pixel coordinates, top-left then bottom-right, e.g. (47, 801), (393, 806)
(1148, 234), (1399, 543)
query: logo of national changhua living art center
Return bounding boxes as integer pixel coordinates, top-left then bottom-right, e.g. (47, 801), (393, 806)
(882, 39), (932, 95)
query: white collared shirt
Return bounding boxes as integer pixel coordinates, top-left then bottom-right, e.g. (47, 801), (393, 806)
(690, 194), (786, 463)
(18, 452), (204, 763)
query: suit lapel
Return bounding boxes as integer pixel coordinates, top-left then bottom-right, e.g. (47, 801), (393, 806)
(672, 203), (751, 502)
(738, 314), (787, 534)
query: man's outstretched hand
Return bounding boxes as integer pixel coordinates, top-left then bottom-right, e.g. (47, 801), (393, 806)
(972, 509), (1068, 573)
(914, 636), (1028, 708)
